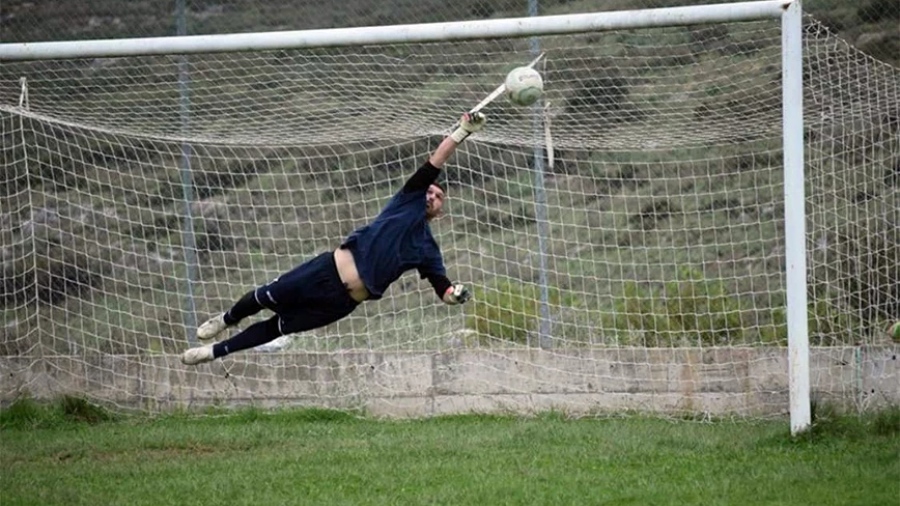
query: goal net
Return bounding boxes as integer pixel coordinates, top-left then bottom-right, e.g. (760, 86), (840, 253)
(1, 5), (897, 417)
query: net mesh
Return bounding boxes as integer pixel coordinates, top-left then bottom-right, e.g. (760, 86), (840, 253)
(1, 17), (897, 415)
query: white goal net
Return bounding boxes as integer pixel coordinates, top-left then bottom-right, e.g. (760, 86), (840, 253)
(1, 7), (898, 417)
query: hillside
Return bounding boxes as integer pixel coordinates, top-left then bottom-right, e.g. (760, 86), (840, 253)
(0, 0), (897, 356)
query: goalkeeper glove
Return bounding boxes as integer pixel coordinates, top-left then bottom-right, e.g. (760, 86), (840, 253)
(450, 112), (487, 144)
(443, 283), (471, 305)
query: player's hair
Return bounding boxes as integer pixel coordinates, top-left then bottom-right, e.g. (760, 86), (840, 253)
(432, 181), (445, 194)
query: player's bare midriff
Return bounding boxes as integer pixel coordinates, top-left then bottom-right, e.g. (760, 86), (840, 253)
(333, 248), (370, 302)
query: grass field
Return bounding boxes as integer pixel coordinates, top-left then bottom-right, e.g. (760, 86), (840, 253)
(2, 399), (898, 506)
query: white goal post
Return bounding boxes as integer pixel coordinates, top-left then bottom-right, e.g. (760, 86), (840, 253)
(8, 0), (892, 433)
(2, 1), (793, 60)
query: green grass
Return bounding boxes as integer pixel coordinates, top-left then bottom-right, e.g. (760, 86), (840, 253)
(2, 398), (898, 506)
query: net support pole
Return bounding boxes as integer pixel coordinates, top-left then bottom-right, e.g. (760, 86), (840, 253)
(18, 79), (43, 358)
(528, 0), (553, 349)
(176, 0), (199, 345)
(781, 0), (810, 435)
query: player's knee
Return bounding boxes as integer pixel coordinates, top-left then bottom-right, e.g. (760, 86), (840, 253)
(254, 286), (280, 310)
(265, 316), (284, 337)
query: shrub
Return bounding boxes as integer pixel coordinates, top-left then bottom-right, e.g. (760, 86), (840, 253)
(607, 267), (746, 346)
(465, 278), (562, 345)
(609, 268), (867, 347)
(833, 228), (899, 326)
(763, 298), (865, 346)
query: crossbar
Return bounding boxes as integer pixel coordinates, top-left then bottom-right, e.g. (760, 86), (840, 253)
(0, 0), (790, 61)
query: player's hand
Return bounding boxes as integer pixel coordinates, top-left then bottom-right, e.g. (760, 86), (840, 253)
(460, 112), (487, 133)
(450, 112), (487, 143)
(443, 283), (471, 305)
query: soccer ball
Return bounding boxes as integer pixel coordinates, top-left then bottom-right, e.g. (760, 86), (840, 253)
(505, 66), (543, 107)
(889, 321), (900, 342)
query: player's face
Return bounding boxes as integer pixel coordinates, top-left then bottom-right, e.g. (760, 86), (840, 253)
(425, 184), (445, 220)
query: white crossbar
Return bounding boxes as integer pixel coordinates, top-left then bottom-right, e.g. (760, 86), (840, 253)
(0, 0), (790, 61)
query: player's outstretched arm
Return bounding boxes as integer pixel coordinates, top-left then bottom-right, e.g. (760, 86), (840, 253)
(429, 112), (487, 168)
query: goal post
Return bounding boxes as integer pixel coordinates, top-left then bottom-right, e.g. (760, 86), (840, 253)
(4, 0), (896, 435)
(780, 0), (810, 435)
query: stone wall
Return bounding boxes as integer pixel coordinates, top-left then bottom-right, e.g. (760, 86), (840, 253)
(1, 347), (897, 416)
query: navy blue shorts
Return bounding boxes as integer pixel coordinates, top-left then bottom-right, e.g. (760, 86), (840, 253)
(253, 251), (360, 335)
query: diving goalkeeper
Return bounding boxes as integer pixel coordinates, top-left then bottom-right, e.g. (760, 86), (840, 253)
(181, 112), (486, 365)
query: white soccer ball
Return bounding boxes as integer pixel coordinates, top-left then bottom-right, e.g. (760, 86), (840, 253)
(505, 66), (543, 107)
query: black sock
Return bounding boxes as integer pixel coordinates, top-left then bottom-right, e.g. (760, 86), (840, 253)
(223, 289), (266, 325)
(213, 316), (282, 358)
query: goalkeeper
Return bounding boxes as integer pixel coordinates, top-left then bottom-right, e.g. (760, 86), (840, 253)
(181, 112), (486, 365)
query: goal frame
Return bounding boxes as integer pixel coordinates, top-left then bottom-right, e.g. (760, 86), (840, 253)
(0, 0), (810, 433)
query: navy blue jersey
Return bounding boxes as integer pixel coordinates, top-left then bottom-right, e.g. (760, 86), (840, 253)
(340, 162), (447, 300)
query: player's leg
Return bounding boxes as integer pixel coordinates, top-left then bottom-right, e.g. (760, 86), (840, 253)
(197, 287), (273, 341)
(211, 287), (358, 360)
(182, 297), (358, 365)
(182, 315), (281, 365)
(181, 251), (359, 365)
(217, 251), (361, 358)
(196, 252), (323, 341)
(185, 259), (319, 363)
